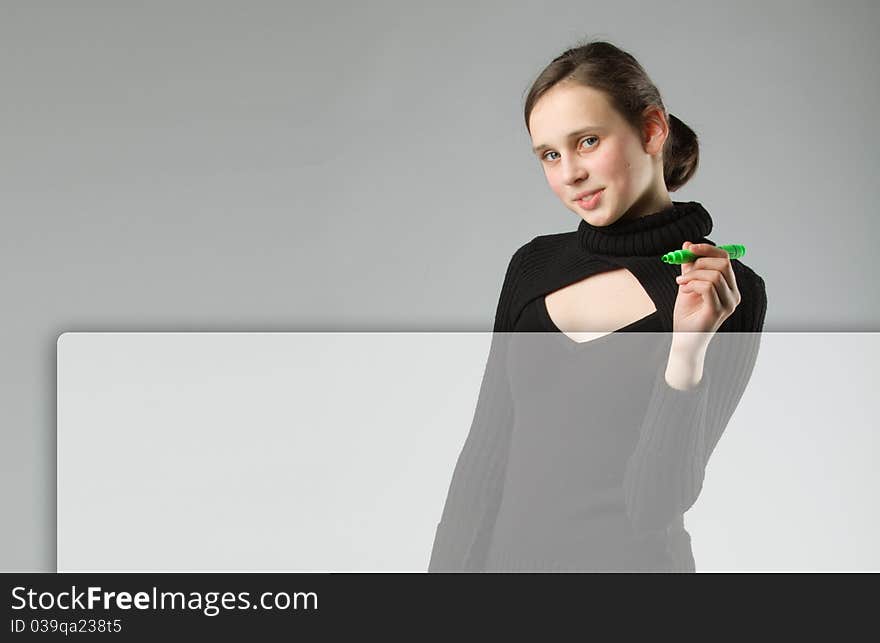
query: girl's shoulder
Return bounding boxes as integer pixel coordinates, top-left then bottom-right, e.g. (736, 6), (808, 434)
(505, 229), (577, 274)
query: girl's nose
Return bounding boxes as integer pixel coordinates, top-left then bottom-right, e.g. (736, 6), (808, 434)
(562, 159), (588, 184)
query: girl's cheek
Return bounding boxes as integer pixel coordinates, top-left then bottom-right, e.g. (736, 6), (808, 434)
(546, 172), (563, 197)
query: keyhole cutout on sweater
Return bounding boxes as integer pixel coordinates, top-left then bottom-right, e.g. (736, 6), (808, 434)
(543, 268), (658, 344)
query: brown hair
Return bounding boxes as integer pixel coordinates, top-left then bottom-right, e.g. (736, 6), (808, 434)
(524, 39), (698, 192)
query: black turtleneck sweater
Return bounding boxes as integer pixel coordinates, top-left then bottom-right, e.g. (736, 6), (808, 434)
(428, 201), (767, 572)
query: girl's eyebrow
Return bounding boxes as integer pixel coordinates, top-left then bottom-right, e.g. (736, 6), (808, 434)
(531, 126), (606, 154)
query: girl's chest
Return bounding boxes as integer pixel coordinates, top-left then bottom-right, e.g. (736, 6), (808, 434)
(543, 267), (658, 341)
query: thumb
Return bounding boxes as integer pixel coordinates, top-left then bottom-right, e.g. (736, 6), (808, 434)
(680, 241), (693, 277)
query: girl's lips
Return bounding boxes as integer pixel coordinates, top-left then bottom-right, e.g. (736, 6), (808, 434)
(577, 188), (604, 210)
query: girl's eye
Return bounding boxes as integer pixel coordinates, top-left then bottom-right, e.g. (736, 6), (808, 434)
(541, 136), (598, 162)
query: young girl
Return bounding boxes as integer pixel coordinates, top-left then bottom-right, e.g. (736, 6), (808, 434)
(428, 40), (767, 572)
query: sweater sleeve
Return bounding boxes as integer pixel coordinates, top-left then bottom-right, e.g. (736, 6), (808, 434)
(427, 245), (527, 572)
(622, 268), (767, 534)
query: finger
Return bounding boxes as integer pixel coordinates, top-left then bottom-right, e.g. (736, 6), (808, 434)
(679, 270), (738, 312)
(680, 241), (722, 276)
(690, 257), (729, 270)
(686, 242), (727, 257)
(681, 279), (725, 313)
(677, 267), (735, 294)
(676, 268), (723, 284)
(688, 244), (733, 265)
(681, 241), (695, 276)
(690, 257), (736, 291)
(691, 250), (739, 301)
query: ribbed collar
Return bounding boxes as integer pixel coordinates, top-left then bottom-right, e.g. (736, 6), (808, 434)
(576, 200), (713, 256)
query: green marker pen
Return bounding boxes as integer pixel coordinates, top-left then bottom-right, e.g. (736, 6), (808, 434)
(661, 244), (746, 264)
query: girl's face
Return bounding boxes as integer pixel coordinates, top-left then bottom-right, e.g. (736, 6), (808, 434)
(528, 82), (671, 226)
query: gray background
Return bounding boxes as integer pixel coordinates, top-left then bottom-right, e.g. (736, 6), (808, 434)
(57, 332), (879, 572)
(2, 1), (878, 571)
